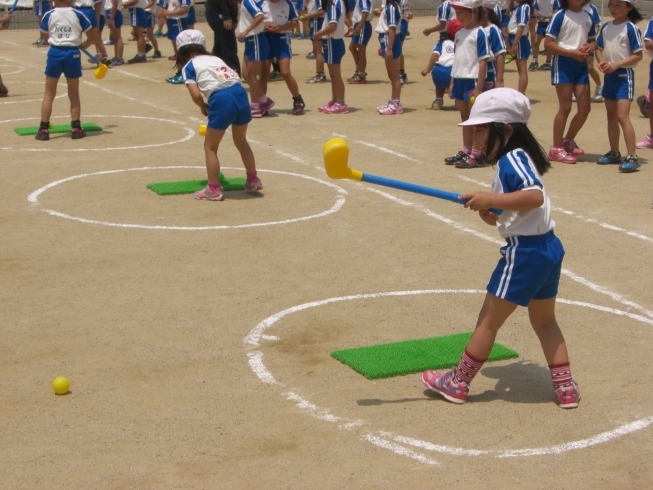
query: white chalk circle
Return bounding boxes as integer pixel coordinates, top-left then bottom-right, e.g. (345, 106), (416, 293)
(0, 115), (193, 152)
(245, 289), (653, 464)
(27, 166), (347, 230)
(0, 64), (25, 75)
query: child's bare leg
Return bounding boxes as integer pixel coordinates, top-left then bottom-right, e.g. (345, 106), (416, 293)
(279, 58), (299, 97)
(111, 27), (124, 59)
(204, 128), (226, 182)
(358, 45), (367, 73)
(528, 297), (569, 366)
(327, 63), (344, 100)
(40, 76), (59, 122)
(465, 293), (518, 360)
(67, 77), (81, 121)
(617, 99), (636, 155)
(313, 39), (324, 73)
(146, 27), (158, 50)
(259, 59), (271, 95)
(553, 84), (573, 147)
(516, 58), (528, 94)
(565, 84), (590, 141)
(231, 124), (256, 173)
(385, 56), (400, 99)
(245, 60), (264, 101)
(605, 99), (620, 152)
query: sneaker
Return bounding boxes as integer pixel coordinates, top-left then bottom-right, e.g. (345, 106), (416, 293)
(562, 139), (584, 156)
(153, 29), (164, 37)
(455, 152), (487, 168)
(269, 70), (282, 81)
(299, 33), (309, 39)
(250, 103), (263, 118)
(555, 380), (580, 409)
(528, 59), (539, 71)
(245, 176), (264, 192)
(431, 98), (443, 110)
(319, 100), (335, 112)
(0, 84), (8, 98)
(34, 128), (49, 141)
(127, 54), (147, 64)
(305, 52), (316, 60)
(347, 74), (367, 84)
(100, 57), (112, 66)
(306, 72), (326, 83)
(166, 74), (184, 84)
(597, 150), (622, 165)
(194, 185), (224, 201)
(292, 97), (305, 115)
(259, 97), (275, 114)
(422, 368), (470, 404)
(636, 95), (650, 118)
(152, 50), (162, 59)
(32, 38), (42, 45)
(444, 150), (467, 165)
(539, 49), (547, 55)
(548, 147), (577, 164)
(111, 58), (125, 67)
(399, 71), (407, 84)
(591, 85), (604, 102)
(168, 55), (177, 61)
(636, 133), (653, 149)
(71, 127), (86, 139)
(619, 155), (641, 173)
(378, 101), (403, 115)
(103, 38), (114, 45)
(145, 43), (153, 54)
(323, 101), (349, 114)
(344, 27), (354, 37)
(538, 61), (552, 71)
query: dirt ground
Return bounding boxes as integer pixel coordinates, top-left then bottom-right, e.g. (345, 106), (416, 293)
(1, 17), (653, 489)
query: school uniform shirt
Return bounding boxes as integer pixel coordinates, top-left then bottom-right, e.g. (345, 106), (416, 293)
(162, 0), (190, 19)
(399, 0), (409, 18)
(644, 19), (653, 58)
(485, 22), (506, 62)
(533, 0), (557, 19)
(437, 0), (454, 27)
(508, 3), (530, 36)
(238, 0), (265, 35)
(596, 21), (642, 68)
(40, 7), (92, 46)
(182, 54), (240, 98)
(452, 26), (489, 79)
(72, 0), (96, 7)
(306, 0), (321, 15)
(582, 3), (600, 32)
(492, 149), (553, 239)
(263, 0), (298, 26)
(323, 0), (346, 39)
(546, 9), (595, 50)
(376, 1), (399, 34)
(351, 0), (370, 24)
(434, 38), (455, 67)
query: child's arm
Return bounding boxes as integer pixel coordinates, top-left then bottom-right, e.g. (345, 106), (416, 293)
(645, 39), (653, 51)
(353, 11), (369, 35)
(301, 9), (324, 21)
(159, 1), (189, 19)
(144, 0), (155, 9)
(599, 51), (642, 74)
(473, 58), (487, 97)
(268, 18), (298, 33)
(460, 189), (544, 212)
(314, 18), (337, 40)
(237, 12), (264, 41)
(186, 83), (208, 115)
(510, 25), (524, 54)
(423, 19), (445, 37)
(543, 36), (587, 62)
(421, 52), (439, 76)
(386, 25), (397, 60)
(0, 12), (12, 27)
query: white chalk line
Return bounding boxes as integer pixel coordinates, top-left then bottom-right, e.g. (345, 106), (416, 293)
(0, 93), (65, 105)
(355, 140), (424, 164)
(245, 289), (653, 463)
(111, 68), (163, 83)
(27, 166), (348, 231)
(0, 64), (25, 75)
(82, 80), (183, 115)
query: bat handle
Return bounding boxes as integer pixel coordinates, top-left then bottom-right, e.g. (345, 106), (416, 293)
(9, 0), (18, 13)
(456, 197), (503, 216)
(81, 48), (99, 64)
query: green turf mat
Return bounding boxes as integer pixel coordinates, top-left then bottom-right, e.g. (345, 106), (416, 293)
(146, 173), (246, 195)
(331, 332), (518, 380)
(14, 123), (102, 136)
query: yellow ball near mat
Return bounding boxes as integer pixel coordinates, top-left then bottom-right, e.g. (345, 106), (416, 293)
(52, 376), (70, 395)
(199, 125), (206, 136)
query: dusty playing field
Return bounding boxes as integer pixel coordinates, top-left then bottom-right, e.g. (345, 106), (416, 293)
(1, 18), (653, 488)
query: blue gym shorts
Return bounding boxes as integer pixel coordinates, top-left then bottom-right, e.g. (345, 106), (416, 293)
(431, 64), (451, 90)
(551, 54), (589, 85)
(649, 60), (653, 91)
(34, 0), (52, 16)
(602, 68), (634, 101)
(145, 11), (154, 28)
(207, 84), (252, 130)
(105, 9), (124, 28)
(501, 9), (509, 28)
(508, 33), (531, 60)
(244, 33), (270, 61)
(74, 6), (97, 28)
(379, 32), (402, 59)
(167, 17), (188, 41)
(266, 32), (292, 60)
(487, 231), (564, 307)
(309, 17), (324, 41)
(45, 45), (82, 79)
(351, 20), (372, 45)
(187, 6), (195, 25)
(536, 20), (549, 37)
(98, 12), (105, 31)
(130, 7), (148, 28)
(451, 77), (476, 101)
(399, 18), (408, 41)
(322, 37), (345, 64)
(296, 0), (305, 10)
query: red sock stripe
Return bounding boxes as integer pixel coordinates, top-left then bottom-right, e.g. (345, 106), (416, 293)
(549, 362), (572, 389)
(454, 349), (486, 384)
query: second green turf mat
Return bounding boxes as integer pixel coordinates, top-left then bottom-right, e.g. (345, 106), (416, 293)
(147, 173), (246, 195)
(331, 332), (518, 379)
(14, 123), (102, 136)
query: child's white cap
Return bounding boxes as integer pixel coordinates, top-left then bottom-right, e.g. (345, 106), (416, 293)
(481, 0), (498, 8)
(176, 29), (206, 49)
(451, 0), (482, 9)
(459, 88), (530, 126)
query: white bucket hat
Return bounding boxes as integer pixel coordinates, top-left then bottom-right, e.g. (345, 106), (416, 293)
(459, 88), (531, 126)
(176, 29), (206, 49)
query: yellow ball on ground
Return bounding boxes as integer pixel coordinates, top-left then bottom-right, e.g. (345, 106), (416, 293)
(199, 124), (207, 136)
(52, 376), (70, 395)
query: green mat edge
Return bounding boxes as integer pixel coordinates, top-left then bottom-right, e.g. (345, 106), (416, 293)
(14, 123), (102, 136)
(330, 332), (519, 380)
(147, 175), (247, 195)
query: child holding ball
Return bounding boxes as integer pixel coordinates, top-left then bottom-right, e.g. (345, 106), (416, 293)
(422, 87), (580, 410)
(176, 30), (263, 201)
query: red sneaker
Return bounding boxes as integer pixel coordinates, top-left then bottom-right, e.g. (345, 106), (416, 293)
(422, 368), (469, 404)
(548, 147), (577, 164)
(555, 380), (580, 409)
(562, 139), (584, 156)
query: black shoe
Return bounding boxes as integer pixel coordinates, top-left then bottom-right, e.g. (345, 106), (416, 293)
(145, 43), (153, 54)
(127, 54), (146, 64)
(292, 97), (305, 115)
(444, 151), (467, 165)
(35, 129), (49, 141)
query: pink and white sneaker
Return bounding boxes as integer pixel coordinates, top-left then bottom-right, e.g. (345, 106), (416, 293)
(548, 147), (577, 164)
(422, 367), (469, 404)
(245, 176), (263, 192)
(259, 97), (275, 114)
(562, 139), (584, 156)
(194, 185), (224, 201)
(378, 101), (403, 115)
(324, 101), (349, 114)
(555, 380), (580, 409)
(250, 104), (263, 118)
(636, 134), (653, 149)
(319, 100), (335, 112)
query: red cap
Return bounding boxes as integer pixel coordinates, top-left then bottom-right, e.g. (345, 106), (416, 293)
(446, 19), (463, 38)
